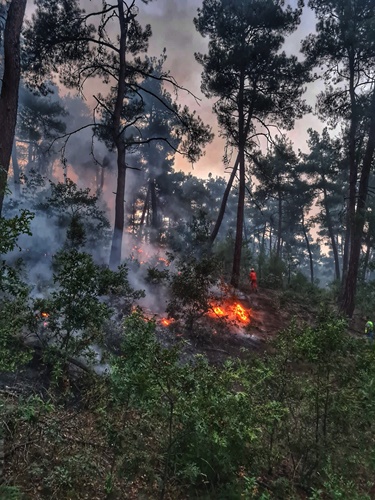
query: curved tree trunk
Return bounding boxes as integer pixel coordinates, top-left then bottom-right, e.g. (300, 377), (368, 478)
(0, 0), (27, 215)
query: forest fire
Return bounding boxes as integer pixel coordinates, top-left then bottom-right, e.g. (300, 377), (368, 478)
(40, 311), (49, 327)
(209, 301), (251, 325)
(160, 317), (173, 327)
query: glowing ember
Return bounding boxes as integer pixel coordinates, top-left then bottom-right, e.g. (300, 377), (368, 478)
(213, 306), (225, 317)
(160, 318), (173, 326)
(41, 312), (49, 318)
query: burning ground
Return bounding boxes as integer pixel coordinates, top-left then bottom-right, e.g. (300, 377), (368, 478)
(143, 285), (296, 365)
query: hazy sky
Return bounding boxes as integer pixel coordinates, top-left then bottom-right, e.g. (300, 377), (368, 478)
(137, 0), (323, 179)
(25, 0), (323, 180)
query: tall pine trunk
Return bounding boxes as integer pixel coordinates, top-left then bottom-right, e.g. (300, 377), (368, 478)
(341, 90), (375, 316)
(323, 184), (340, 281)
(11, 139), (21, 197)
(230, 68), (246, 288)
(0, 0), (27, 215)
(109, 0), (129, 268)
(341, 50), (358, 290)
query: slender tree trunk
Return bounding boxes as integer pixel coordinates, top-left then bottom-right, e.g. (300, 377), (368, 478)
(140, 183), (151, 229)
(150, 177), (159, 242)
(110, 142), (127, 267)
(322, 184), (340, 281)
(209, 113), (252, 247)
(362, 232), (371, 282)
(209, 156), (239, 246)
(231, 68), (246, 288)
(150, 179), (159, 229)
(341, 90), (375, 316)
(0, 0), (27, 215)
(302, 213), (314, 283)
(109, 0), (130, 268)
(11, 139), (21, 197)
(341, 49), (358, 290)
(276, 186), (282, 259)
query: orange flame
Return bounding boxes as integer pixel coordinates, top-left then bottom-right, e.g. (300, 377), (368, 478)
(160, 318), (173, 327)
(234, 303), (248, 322)
(208, 301), (251, 325)
(41, 312), (49, 318)
(213, 306), (225, 317)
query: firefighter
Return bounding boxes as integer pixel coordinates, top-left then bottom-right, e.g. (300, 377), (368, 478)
(249, 267), (258, 293)
(365, 317), (374, 343)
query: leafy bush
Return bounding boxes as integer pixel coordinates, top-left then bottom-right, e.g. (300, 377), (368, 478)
(30, 249), (144, 371)
(0, 211), (34, 372)
(166, 254), (221, 331)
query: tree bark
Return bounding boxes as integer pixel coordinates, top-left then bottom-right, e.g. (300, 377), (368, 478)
(209, 112), (252, 247)
(139, 182), (151, 229)
(0, 0), (27, 215)
(302, 213), (314, 284)
(362, 232), (371, 282)
(231, 67), (246, 288)
(109, 0), (130, 268)
(209, 155), (239, 246)
(341, 48), (358, 291)
(341, 90), (375, 317)
(11, 139), (21, 197)
(150, 177), (159, 244)
(322, 184), (340, 281)
(276, 184), (282, 259)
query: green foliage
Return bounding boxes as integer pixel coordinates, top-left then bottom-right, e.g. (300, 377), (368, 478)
(31, 249), (143, 369)
(46, 178), (111, 249)
(16, 395), (54, 424)
(0, 212), (34, 255)
(0, 213), (34, 372)
(355, 280), (375, 318)
(107, 313), (261, 496)
(280, 271), (326, 308)
(145, 266), (169, 285)
(0, 486), (23, 500)
(4, 309), (375, 498)
(259, 254), (286, 289)
(166, 253), (221, 330)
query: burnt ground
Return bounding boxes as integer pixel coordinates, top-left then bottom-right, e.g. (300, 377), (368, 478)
(156, 283), (367, 365)
(154, 285), (316, 365)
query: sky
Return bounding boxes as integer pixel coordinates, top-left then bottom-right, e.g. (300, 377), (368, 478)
(136, 0), (323, 179)
(24, 0), (323, 181)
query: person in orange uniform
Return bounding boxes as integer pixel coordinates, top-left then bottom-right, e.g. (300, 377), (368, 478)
(249, 268), (258, 292)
